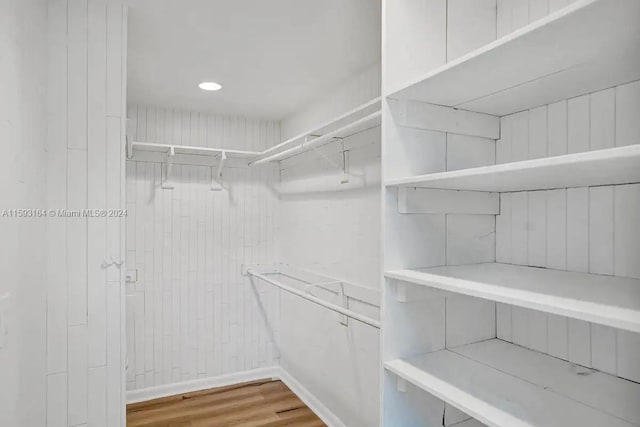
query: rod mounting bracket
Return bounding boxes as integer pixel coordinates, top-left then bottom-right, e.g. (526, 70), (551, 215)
(211, 151), (227, 191)
(161, 146), (175, 189)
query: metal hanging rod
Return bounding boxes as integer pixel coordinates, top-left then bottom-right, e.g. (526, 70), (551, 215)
(258, 97), (381, 158)
(126, 98), (381, 169)
(247, 269), (381, 329)
(249, 110), (381, 166)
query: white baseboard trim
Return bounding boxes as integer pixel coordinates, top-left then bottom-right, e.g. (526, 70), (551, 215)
(277, 367), (347, 427)
(126, 366), (279, 404)
(125, 366), (346, 427)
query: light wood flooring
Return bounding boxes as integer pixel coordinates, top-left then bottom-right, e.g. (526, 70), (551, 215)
(126, 379), (327, 427)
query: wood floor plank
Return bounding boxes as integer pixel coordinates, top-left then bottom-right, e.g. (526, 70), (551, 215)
(126, 379), (326, 426)
(127, 388), (264, 425)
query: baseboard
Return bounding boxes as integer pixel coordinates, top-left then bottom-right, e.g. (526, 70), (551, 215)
(126, 366), (280, 404)
(277, 367), (347, 427)
(125, 365), (346, 427)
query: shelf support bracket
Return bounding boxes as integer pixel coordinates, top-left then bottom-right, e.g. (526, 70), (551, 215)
(211, 150), (227, 191)
(126, 136), (133, 159)
(341, 143), (350, 184)
(338, 283), (349, 327)
(161, 146), (175, 190)
(309, 137), (351, 185)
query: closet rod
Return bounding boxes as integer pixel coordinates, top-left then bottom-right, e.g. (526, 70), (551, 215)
(247, 270), (381, 329)
(249, 111), (382, 166)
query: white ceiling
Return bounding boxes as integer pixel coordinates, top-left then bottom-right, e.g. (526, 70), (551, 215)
(126, 0), (381, 120)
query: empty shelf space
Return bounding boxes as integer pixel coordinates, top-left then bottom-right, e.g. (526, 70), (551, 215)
(385, 145), (640, 192)
(385, 339), (640, 427)
(397, 187), (499, 214)
(385, 263), (640, 333)
(387, 0), (640, 116)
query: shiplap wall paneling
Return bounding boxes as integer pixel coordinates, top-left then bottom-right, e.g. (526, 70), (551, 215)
(497, 0), (580, 38)
(125, 106), (281, 392)
(275, 58), (384, 426)
(1, 0), (49, 424)
(281, 64), (381, 141)
(495, 80), (640, 383)
(386, 0), (586, 94)
(45, 1), (127, 426)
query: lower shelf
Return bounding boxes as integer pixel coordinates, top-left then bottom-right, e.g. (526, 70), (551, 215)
(385, 339), (640, 427)
(385, 263), (640, 333)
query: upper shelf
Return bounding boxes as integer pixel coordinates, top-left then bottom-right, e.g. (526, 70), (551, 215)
(250, 97), (381, 165)
(385, 339), (640, 427)
(385, 262), (640, 333)
(128, 141), (260, 160)
(385, 145), (640, 192)
(387, 0), (640, 116)
(127, 98), (381, 168)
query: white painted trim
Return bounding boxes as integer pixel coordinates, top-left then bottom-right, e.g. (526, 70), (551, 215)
(277, 368), (347, 427)
(124, 366), (347, 427)
(126, 366), (279, 404)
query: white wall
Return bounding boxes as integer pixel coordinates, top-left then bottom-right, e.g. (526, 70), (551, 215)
(45, 1), (128, 426)
(279, 129), (381, 287)
(0, 0), (48, 425)
(281, 64), (381, 141)
(125, 105), (281, 391)
(277, 67), (382, 426)
(495, 80), (640, 383)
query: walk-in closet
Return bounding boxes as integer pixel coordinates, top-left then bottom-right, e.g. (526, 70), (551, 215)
(1, 0), (639, 426)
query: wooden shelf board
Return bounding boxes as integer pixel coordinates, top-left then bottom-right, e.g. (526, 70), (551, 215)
(387, 0), (640, 116)
(256, 97), (381, 160)
(274, 110), (381, 162)
(130, 141), (261, 158)
(385, 262), (640, 333)
(385, 145), (640, 192)
(385, 339), (640, 427)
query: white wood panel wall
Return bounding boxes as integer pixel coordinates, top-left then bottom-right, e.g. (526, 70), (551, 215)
(281, 64), (381, 140)
(450, 0), (584, 62)
(278, 65), (383, 426)
(279, 129), (381, 288)
(0, 0), (47, 425)
(495, 80), (640, 383)
(45, 1), (128, 426)
(126, 105), (280, 391)
(278, 130), (382, 427)
(497, 0), (580, 38)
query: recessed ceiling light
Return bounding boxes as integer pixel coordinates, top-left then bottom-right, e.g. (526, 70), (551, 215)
(199, 81), (222, 91)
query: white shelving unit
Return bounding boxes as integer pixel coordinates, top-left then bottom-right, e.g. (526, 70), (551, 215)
(126, 140), (261, 190)
(382, 0), (640, 425)
(386, 263), (640, 333)
(128, 141), (261, 160)
(386, 340), (640, 427)
(387, 0), (640, 116)
(127, 99), (381, 190)
(386, 145), (640, 192)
